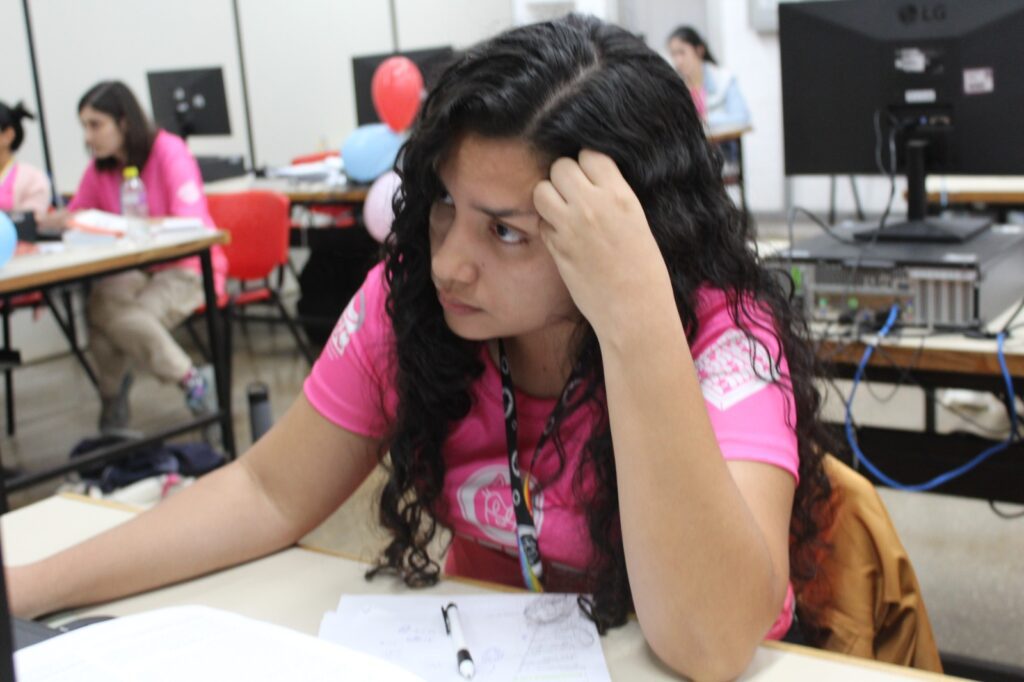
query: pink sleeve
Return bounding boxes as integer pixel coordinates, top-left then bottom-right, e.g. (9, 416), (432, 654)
(691, 289), (800, 483)
(152, 132), (213, 226)
(13, 164), (51, 218)
(303, 263), (396, 439)
(67, 163), (101, 211)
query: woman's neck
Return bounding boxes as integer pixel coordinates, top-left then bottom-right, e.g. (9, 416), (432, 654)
(689, 64), (704, 90)
(490, 322), (578, 399)
(0, 150), (13, 176)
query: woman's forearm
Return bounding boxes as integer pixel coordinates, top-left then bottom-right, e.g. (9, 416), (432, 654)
(599, 311), (782, 680)
(7, 459), (298, 619)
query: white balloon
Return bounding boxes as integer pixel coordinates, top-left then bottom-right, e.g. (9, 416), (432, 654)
(363, 170), (402, 243)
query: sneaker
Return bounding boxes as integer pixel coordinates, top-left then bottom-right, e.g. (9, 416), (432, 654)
(182, 365), (221, 446)
(99, 373), (133, 433)
(182, 367), (211, 415)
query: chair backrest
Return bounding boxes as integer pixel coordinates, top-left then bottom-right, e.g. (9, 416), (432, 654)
(796, 455), (943, 672)
(207, 191), (290, 282)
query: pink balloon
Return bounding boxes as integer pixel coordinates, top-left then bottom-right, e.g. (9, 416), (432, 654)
(363, 170), (402, 242)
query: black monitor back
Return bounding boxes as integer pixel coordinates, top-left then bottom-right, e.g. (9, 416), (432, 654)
(147, 67), (231, 139)
(780, 0), (1024, 176)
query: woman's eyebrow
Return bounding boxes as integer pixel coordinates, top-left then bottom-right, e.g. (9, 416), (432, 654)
(471, 203), (538, 219)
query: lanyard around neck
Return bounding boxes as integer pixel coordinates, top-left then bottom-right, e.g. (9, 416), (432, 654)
(496, 338), (581, 592)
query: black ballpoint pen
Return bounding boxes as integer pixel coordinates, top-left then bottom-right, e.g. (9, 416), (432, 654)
(441, 602), (476, 679)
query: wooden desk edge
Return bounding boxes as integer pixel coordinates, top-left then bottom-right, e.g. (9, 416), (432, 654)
(925, 190), (1024, 204)
(0, 232), (228, 295)
(708, 125), (753, 143)
(818, 338), (1024, 377)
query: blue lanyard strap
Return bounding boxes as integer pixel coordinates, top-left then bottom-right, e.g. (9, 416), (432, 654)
(496, 339), (581, 592)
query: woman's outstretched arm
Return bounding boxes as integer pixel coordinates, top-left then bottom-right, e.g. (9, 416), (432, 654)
(7, 394), (380, 619)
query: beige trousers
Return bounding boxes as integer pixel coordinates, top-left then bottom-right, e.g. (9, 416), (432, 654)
(88, 268), (204, 398)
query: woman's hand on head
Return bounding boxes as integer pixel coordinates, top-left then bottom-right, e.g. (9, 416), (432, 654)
(532, 150), (674, 338)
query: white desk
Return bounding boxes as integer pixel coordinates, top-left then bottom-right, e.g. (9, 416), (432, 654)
(205, 175), (369, 205)
(2, 494), (960, 681)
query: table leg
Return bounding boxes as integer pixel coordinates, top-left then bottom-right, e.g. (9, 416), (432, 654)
(200, 250), (236, 459)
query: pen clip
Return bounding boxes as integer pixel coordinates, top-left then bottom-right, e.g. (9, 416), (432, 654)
(441, 603), (452, 634)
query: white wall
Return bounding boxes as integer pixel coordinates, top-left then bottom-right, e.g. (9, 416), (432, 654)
(0, 0), (46, 175)
(24, 0), (515, 176)
(237, 0), (393, 168)
(30, 0), (249, 194)
(397, 0), (513, 51)
(708, 0), (908, 218)
(619, 0), (705, 49)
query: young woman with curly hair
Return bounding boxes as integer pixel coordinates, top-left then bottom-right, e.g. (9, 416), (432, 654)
(9, 15), (836, 680)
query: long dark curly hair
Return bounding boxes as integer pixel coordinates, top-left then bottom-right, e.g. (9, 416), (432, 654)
(369, 14), (839, 637)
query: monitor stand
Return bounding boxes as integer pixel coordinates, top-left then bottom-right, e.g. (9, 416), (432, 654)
(853, 137), (991, 244)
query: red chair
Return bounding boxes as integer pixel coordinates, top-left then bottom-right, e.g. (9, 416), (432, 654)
(201, 191), (315, 365)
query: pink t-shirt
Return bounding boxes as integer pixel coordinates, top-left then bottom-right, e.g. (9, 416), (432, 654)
(67, 130), (227, 295)
(304, 263), (799, 639)
(0, 161), (51, 218)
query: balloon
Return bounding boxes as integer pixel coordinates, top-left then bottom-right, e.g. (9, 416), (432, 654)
(0, 213), (17, 268)
(341, 123), (405, 183)
(363, 170), (402, 243)
(371, 57), (424, 132)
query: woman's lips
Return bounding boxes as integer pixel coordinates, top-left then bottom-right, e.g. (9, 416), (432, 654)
(437, 292), (481, 314)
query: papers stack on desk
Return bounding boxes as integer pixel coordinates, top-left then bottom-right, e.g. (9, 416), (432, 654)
(66, 209), (207, 245)
(265, 155), (345, 184)
(15, 605), (421, 681)
(319, 593), (612, 682)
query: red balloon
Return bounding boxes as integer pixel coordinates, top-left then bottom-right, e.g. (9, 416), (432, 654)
(371, 57), (424, 132)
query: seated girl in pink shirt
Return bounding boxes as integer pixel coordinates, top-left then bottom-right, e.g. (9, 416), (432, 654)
(0, 101), (51, 218)
(9, 17), (837, 681)
(42, 81), (227, 432)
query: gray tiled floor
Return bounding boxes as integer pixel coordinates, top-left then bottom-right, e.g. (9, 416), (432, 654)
(3, 235), (1022, 671)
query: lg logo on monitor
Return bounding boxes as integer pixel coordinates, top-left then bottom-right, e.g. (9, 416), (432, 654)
(898, 3), (948, 23)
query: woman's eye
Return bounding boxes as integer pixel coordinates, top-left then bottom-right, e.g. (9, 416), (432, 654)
(438, 190), (454, 206)
(493, 223), (526, 245)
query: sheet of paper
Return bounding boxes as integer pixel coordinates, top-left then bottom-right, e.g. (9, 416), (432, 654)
(319, 593), (612, 682)
(67, 209), (128, 235)
(15, 605), (423, 681)
(154, 216), (207, 232)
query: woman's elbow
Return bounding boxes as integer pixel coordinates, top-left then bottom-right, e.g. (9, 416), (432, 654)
(646, 624), (762, 681)
(643, 602), (770, 679)
(653, 637), (759, 681)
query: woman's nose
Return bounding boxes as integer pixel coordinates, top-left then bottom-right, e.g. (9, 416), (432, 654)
(431, 216), (479, 288)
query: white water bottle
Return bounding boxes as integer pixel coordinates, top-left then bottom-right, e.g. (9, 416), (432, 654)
(120, 165), (150, 241)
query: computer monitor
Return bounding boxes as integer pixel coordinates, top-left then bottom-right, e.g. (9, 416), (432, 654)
(779, 0), (1024, 243)
(147, 67), (231, 140)
(351, 47), (454, 126)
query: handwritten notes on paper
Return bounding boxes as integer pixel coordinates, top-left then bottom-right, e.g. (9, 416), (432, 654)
(319, 593), (612, 682)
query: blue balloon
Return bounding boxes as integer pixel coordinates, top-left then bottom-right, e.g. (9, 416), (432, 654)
(0, 212), (17, 268)
(341, 123), (405, 183)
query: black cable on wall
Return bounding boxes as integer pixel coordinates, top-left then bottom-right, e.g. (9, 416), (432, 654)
(21, 0), (57, 204)
(231, 0), (258, 171)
